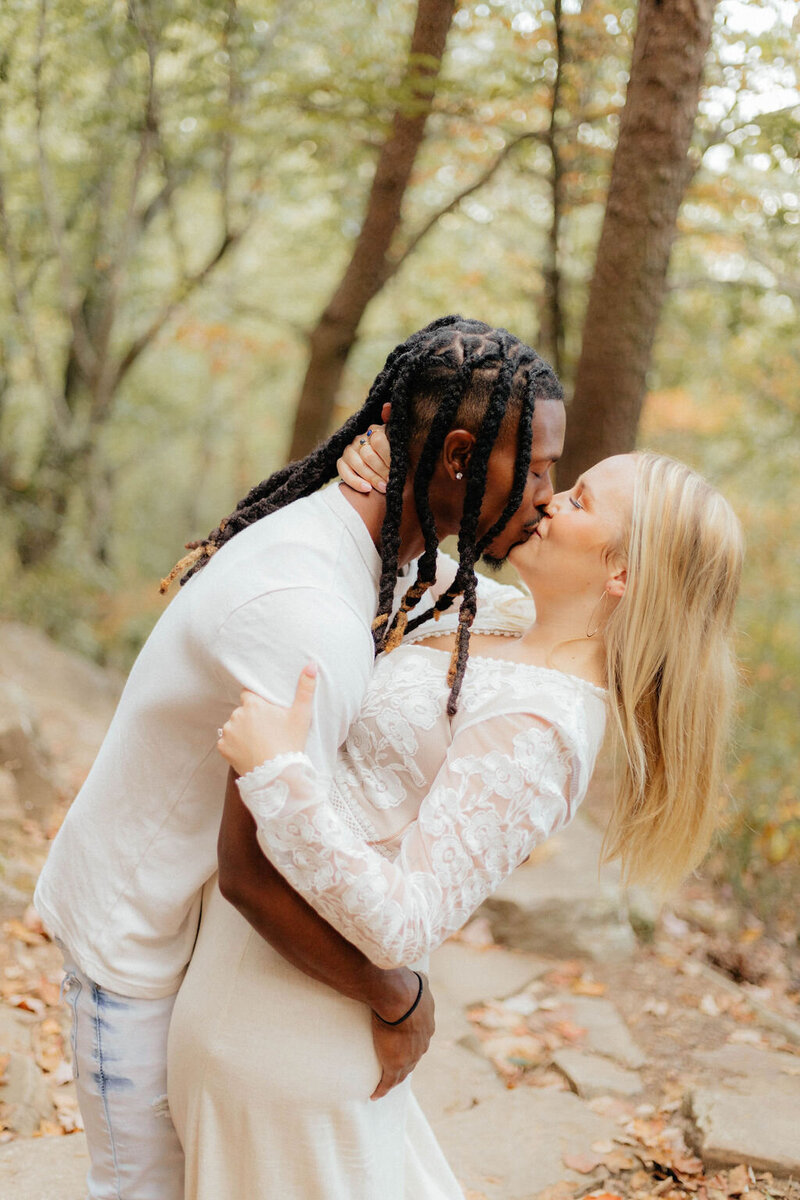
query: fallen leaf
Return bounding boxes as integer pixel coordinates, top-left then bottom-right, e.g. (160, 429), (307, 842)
(534, 1182), (575, 1200)
(725, 1165), (751, 1196)
(525, 1068), (570, 1091)
(33, 1017), (65, 1074)
(588, 1096), (635, 1120)
(726, 1028), (766, 1047)
(699, 993), (721, 1017)
(591, 1139), (616, 1155)
(572, 978), (607, 997)
(562, 1150), (604, 1174)
(502, 992), (540, 1016)
(3, 919), (45, 947)
(21, 906), (45, 935)
(548, 1019), (587, 1044)
(49, 1059), (74, 1087)
(603, 1149), (637, 1171)
(34, 1120), (64, 1138)
(35, 976), (62, 1008)
(52, 1092), (83, 1133)
(6, 994), (46, 1016)
(642, 998), (670, 1017)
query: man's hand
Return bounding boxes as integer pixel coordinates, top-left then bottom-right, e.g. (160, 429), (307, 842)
(370, 972), (434, 1100)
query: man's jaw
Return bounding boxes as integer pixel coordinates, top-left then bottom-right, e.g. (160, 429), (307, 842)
(481, 512), (545, 570)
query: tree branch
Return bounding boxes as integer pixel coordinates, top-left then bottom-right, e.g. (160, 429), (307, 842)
(698, 102), (800, 154)
(32, 0), (96, 381)
(385, 130), (547, 280)
(110, 227), (246, 391)
(0, 169), (71, 435)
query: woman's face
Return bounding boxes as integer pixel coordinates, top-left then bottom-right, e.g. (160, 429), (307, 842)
(508, 454), (638, 599)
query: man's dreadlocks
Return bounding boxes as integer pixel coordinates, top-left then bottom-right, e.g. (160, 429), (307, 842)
(161, 316), (562, 713)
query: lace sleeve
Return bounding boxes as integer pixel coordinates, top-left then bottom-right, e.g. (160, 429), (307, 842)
(237, 712), (575, 970)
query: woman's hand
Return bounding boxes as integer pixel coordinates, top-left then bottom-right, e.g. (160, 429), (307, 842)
(217, 666), (317, 776)
(337, 422), (391, 493)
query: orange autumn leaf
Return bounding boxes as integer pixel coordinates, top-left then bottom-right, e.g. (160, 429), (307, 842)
(3, 919), (45, 947)
(562, 1150), (604, 1174)
(571, 978), (607, 997)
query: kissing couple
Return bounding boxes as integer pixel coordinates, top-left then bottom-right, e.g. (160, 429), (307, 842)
(35, 315), (743, 1198)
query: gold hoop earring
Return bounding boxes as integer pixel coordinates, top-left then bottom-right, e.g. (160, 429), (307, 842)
(586, 590), (612, 639)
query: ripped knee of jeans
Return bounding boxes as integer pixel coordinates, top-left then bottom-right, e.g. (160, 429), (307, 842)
(152, 1093), (172, 1120)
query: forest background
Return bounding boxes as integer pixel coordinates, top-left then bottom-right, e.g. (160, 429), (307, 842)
(0, 0), (797, 936)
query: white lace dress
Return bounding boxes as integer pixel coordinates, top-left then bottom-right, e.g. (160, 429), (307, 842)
(168, 578), (607, 1199)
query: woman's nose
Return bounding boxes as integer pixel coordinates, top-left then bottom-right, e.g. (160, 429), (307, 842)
(547, 490), (568, 515)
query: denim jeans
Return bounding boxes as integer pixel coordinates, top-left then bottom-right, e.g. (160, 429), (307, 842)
(59, 947), (184, 1200)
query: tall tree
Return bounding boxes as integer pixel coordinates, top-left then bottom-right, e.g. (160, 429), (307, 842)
(558, 0), (718, 485)
(288, 0), (456, 462)
(0, 0), (319, 568)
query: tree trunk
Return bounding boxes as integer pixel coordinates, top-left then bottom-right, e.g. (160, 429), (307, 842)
(557, 0), (718, 487)
(288, 0), (456, 462)
(539, 0), (566, 379)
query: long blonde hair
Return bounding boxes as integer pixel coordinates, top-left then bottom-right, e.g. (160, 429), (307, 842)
(601, 452), (744, 892)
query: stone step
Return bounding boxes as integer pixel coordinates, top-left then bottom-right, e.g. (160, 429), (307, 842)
(0, 1134), (88, 1200)
(685, 1045), (800, 1174)
(434, 1088), (619, 1199)
(479, 814), (650, 962)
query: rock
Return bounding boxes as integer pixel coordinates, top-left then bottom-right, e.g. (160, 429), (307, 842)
(428, 940), (548, 1009)
(0, 1005), (35, 1056)
(685, 1044), (800, 1173)
(549, 994), (645, 1069)
(0, 683), (59, 817)
(480, 815), (638, 961)
(0, 768), (23, 821)
(413, 1037), (502, 1124)
(553, 1048), (643, 1098)
(0, 623), (123, 778)
(0, 1051), (54, 1135)
(434, 1088), (618, 1199)
(0, 1132), (89, 1199)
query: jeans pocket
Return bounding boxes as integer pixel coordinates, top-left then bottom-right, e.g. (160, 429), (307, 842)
(61, 972), (82, 1080)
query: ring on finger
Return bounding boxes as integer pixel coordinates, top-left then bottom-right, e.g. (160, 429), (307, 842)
(217, 728), (223, 738)
(359, 438), (367, 446)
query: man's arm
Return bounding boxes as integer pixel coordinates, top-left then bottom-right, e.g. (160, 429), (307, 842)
(217, 768), (434, 1099)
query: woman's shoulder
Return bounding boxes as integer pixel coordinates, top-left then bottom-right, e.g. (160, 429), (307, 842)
(454, 657), (607, 760)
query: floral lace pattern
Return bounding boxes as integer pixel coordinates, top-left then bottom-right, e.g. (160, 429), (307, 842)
(238, 621), (607, 968)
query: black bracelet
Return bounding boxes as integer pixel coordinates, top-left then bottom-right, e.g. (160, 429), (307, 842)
(374, 971), (424, 1027)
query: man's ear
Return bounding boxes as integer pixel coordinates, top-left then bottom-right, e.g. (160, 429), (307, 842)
(606, 566), (627, 599)
(441, 429), (476, 481)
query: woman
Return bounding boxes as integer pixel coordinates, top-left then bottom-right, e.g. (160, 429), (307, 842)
(168, 451), (743, 1198)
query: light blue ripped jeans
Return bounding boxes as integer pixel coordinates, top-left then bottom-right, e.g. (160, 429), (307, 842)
(60, 947), (185, 1200)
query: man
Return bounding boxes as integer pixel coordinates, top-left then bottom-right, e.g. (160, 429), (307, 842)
(35, 316), (565, 1197)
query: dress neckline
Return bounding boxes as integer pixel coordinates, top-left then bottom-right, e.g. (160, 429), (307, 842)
(403, 641), (608, 698)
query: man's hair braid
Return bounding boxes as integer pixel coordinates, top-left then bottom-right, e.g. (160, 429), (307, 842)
(161, 315), (562, 713)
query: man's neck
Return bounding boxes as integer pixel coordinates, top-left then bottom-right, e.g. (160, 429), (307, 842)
(339, 481), (427, 567)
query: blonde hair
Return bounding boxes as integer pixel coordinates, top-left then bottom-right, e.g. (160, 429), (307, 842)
(601, 452), (744, 892)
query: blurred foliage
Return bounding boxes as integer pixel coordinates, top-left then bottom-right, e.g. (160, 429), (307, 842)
(0, 0), (798, 927)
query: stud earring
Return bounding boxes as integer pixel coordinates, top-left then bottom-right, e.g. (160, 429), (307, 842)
(455, 472), (463, 481)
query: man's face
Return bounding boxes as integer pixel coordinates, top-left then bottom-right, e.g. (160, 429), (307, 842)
(476, 400), (566, 567)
